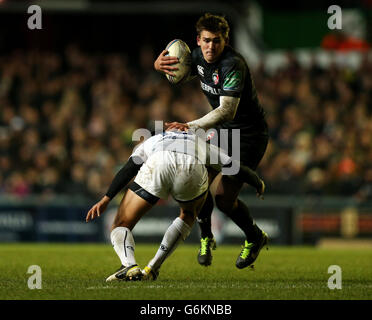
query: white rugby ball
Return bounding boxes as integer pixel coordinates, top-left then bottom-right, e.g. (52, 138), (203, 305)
(165, 39), (191, 84)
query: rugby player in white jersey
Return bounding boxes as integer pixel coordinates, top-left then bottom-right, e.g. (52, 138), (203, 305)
(86, 130), (264, 281)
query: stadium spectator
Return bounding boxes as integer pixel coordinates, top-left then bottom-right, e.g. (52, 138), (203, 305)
(0, 44), (371, 203)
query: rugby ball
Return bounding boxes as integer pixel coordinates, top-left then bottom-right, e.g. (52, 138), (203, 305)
(165, 39), (192, 84)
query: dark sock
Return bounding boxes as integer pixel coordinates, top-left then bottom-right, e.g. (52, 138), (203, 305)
(197, 191), (214, 239)
(226, 199), (262, 243)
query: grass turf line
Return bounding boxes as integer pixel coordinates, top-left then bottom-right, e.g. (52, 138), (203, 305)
(1, 243), (371, 300)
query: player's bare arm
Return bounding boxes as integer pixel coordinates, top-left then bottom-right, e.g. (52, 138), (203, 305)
(154, 49), (179, 76)
(165, 97), (239, 132)
(187, 96), (240, 130)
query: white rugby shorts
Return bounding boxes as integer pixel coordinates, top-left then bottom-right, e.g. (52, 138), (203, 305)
(134, 151), (208, 202)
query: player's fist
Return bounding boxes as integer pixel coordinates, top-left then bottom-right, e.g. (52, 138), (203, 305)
(154, 50), (179, 76)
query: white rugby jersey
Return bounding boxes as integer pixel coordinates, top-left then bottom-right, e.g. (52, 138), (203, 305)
(131, 131), (231, 170)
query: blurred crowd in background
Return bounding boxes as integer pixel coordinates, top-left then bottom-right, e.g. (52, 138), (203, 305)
(1, 44), (372, 202)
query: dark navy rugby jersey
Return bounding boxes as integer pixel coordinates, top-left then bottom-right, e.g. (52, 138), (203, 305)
(191, 46), (267, 134)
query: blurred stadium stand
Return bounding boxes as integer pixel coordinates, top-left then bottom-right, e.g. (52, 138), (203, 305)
(1, 0), (372, 244)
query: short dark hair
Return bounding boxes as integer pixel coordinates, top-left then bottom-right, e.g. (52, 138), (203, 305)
(196, 13), (230, 41)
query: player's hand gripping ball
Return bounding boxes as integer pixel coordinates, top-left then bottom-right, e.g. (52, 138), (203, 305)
(165, 39), (191, 84)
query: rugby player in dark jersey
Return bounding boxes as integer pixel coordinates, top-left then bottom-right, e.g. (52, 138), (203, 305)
(154, 13), (269, 269)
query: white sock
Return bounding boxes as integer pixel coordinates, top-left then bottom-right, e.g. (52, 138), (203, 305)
(148, 217), (191, 271)
(110, 227), (137, 267)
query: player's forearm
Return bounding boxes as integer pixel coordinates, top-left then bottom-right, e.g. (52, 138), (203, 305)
(187, 106), (229, 130)
(187, 96), (240, 130)
(105, 156), (143, 200)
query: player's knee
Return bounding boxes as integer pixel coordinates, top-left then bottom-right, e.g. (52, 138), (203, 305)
(111, 218), (133, 230)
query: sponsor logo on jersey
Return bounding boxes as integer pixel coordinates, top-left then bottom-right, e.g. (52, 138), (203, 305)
(197, 65), (204, 76)
(223, 70), (242, 91)
(200, 81), (221, 95)
(212, 69), (219, 85)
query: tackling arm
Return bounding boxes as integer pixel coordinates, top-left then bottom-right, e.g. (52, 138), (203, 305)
(187, 96), (240, 130)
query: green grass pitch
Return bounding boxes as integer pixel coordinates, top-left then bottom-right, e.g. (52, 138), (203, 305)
(1, 243), (371, 300)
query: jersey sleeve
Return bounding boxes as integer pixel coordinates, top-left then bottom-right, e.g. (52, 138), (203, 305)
(220, 58), (246, 98)
(130, 142), (147, 164)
